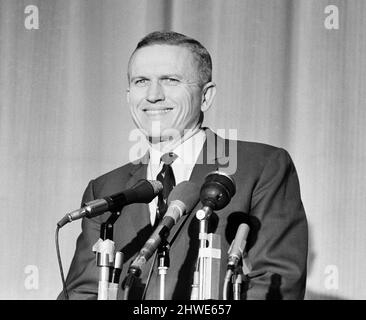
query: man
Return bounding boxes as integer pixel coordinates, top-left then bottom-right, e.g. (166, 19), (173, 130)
(58, 31), (308, 300)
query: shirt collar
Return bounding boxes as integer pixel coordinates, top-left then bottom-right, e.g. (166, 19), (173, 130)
(147, 128), (206, 166)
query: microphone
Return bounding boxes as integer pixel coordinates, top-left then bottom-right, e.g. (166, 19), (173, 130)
(128, 181), (200, 277)
(57, 179), (163, 228)
(222, 223), (250, 300)
(196, 171), (236, 220)
(227, 223), (250, 269)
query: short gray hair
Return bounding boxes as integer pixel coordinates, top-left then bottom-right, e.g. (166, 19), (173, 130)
(128, 31), (212, 86)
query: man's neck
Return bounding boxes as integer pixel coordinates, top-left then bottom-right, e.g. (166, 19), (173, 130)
(148, 126), (202, 154)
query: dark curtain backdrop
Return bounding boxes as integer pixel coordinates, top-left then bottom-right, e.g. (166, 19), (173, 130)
(0, 0), (365, 299)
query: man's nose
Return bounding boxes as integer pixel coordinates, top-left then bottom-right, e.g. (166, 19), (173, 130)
(146, 81), (165, 103)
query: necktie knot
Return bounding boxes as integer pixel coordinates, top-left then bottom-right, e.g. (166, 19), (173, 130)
(160, 152), (178, 165)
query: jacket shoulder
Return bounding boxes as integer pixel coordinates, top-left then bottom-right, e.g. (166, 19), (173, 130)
(88, 161), (144, 197)
(233, 140), (293, 176)
(237, 140), (287, 161)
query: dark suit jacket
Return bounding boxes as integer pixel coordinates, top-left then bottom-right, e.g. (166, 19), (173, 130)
(58, 128), (308, 300)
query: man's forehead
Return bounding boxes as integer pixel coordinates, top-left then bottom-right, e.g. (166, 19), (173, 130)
(129, 44), (199, 75)
(132, 44), (194, 60)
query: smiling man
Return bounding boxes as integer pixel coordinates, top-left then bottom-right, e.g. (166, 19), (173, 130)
(58, 31), (308, 300)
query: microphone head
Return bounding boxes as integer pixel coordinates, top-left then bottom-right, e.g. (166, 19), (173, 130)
(167, 181), (200, 213)
(228, 223), (250, 256)
(200, 171), (236, 210)
(149, 180), (164, 195)
(125, 179), (163, 204)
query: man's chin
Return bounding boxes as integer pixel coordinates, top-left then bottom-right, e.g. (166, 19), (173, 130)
(148, 133), (180, 145)
(143, 127), (181, 141)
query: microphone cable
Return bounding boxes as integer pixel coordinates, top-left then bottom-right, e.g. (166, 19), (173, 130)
(222, 269), (233, 300)
(141, 250), (158, 300)
(55, 225), (69, 300)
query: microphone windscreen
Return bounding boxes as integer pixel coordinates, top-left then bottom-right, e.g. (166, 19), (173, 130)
(231, 223), (250, 252)
(167, 181), (200, 212)
(199, 171), (236, 211)
(124, 179), (163, 204)
(149, 180), (164, 195)
(205, 171), (236, 198)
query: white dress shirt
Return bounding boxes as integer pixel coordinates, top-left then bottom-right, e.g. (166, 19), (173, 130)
(146, 129), (206, 226)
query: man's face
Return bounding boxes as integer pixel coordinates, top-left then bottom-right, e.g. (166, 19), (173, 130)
(127, 44), (204, 141)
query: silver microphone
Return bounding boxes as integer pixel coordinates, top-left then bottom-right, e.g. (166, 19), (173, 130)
(128, 181), (200, 277)
(57, 179), (163, 227)
(227, 223), (250, 269)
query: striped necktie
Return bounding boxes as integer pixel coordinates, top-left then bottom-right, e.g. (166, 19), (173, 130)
(156, 152), (177, 221)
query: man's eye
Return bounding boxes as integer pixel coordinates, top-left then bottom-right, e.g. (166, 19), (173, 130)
(161, 78), (180, 86)
(134, 79), (148, 86)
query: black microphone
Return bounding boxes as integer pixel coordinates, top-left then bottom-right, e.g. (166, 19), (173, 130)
(227, 223), (250, 269)
(128, 181), (200, 277)
(57, 179), (163, 228)
(196, 171), (236, 220)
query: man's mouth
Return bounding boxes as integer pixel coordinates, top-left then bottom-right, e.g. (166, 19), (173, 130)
(143, 108), (173, 115)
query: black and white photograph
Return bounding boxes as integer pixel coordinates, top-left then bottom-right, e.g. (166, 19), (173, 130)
(0, 0), (365, 307)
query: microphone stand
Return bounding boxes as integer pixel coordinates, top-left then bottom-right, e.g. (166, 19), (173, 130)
(92, 211), (121, 300)
(157, 240), (170, 300)
(197, 209), (209, 300)
(191, 207), (221, 300)
(109, 250), (123, 300)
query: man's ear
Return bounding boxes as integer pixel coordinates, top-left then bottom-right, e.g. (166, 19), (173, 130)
(201, 82), (216, 112)
(126, 88), (130, 103)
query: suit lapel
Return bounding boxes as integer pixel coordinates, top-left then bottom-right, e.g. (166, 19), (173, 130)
(119, 156), (151, 249)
